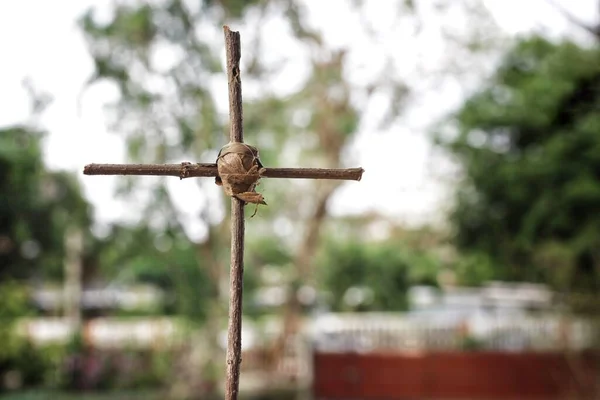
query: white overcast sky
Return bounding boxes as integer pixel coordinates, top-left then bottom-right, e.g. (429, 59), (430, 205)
(0, 0), (597, 237)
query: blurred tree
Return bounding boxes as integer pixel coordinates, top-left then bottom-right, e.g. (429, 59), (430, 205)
(438, 36), (600, 301)
(78, 0), (408, 376)
(92, 224), (214, 318)
(318, 239), (440, 312)
(78, 0), (503, 378)
(0, 280), (54, 392)
(0, 126), (92, 281)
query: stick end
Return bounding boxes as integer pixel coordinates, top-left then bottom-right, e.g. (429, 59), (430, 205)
(223, 25), (239, 35)
(356, 168), (365, 181)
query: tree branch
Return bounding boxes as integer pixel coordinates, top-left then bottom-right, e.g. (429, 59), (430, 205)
(224, 25), (244, 400)
(225, 26), (244, 144)
(261, 167), (363, 181)
(83, 163), (364, 181)
(83, 163), (216, 178)
(547, 0), (600, 39)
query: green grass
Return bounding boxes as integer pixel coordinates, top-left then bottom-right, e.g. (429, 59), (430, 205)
(0, 388), (298, 400)
(0, 390), (162, 400)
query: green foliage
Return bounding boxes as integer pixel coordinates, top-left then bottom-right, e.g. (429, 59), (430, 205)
(0, 127), (92, 280)
(0, 281), (61, 392)
(0, 281), (33, 319)
(202, 0), (263, 18)
(453, 251), (497, 286)
(81, 5), (156, 48)
(318, 240), (441, 311)
(0, 282), (33, 367)
(0, 341), (62, 392)
(95, 225), (213, 321)
(242, 237), (294, 316)
(0, 391), (162, 400)
(246, 237), (293, 269)
(439, 36), (600, 296)
(460, 335), (485, 351)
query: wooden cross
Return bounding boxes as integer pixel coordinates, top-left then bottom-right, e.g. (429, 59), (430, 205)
(83, 26), (363, 400)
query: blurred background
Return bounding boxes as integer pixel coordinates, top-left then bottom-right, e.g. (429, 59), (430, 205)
(1, 0), (599, 399)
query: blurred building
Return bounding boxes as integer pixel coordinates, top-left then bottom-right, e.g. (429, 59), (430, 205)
(31, 283), (164, 314)
(309, 282), (596, 353)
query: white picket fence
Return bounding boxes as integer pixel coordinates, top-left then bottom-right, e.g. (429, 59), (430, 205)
(16, 317), (185, 348)
(308, 312), (600, 352)
(15, 312), (599, 353)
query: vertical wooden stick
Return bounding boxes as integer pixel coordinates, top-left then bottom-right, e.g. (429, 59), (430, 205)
(225, 26), (244, 144)
(224, 25), (244, 400)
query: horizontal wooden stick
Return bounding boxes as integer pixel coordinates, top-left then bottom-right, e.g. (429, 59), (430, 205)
(260, 167), (363, 181)
(83, 163), (364, 181)
(83, 163), (216, 179)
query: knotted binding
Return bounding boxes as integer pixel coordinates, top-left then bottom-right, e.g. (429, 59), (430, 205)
(215, 142), (267, 206)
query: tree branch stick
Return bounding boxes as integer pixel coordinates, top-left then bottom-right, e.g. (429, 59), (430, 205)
(83, 163), (364, 181)
(225, 26), (243, 144)
(261, 167), (363, 181)
(83, 163), (216, 178)
(224, 25), (244, 400)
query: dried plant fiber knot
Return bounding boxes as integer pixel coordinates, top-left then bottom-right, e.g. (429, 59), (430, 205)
(215, 142), (266, 205)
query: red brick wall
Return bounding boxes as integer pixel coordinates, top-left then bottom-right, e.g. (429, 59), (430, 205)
(313, 351), (600, 399)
